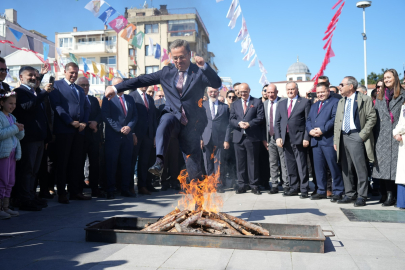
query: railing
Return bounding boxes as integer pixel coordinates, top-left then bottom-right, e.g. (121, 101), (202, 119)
(168, 30), (196, 37)
(166, 8), (209, 37)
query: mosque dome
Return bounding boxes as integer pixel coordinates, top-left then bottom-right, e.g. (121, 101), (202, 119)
(287, 57), (310, 75)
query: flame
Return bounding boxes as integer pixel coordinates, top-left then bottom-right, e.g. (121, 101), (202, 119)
(177, 164), (223, 213)
(210, 146), (217, 160)
(198, 98), (203, 107)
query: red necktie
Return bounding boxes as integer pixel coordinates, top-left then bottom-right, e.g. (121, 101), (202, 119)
(317, 101), (323, 114)
(119, 96), (127, 116)
(143, 92), (149, 111)
(243, 100), (247, 114)
(287, 99), (293, 132)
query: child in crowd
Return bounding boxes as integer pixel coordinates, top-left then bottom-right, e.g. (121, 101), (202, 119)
(0, 89), (24, 219)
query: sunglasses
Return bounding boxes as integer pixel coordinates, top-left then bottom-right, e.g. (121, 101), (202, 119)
(339, 83), (349, 87)
(376, 86), (381, 89)
(78, 84), (90, 87)
(227, 96), (236, 100)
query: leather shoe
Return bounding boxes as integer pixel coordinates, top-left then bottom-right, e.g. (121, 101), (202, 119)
(161, 181), (170, 191)
(19, 200), (42, 211)
(330, 194), (342, 203)
(148, 160), (164, 178)
(300, 192), (309, 199)
(138, 187), (152, 195)
(311, 193), (327, 200)
(327, 190), (333, 198)
(91, 189), (106, 198)
(269, 187), (279, 194)
(70, 193), (92, 200)
(311, 189), (318, 196)
(216, 187), (225, 193)
(245, 185), (251, 191)
(34, 197), (48, 208)
(121, 190), (137, 197)
(252, 188), (261, 195)
(283, 189), (299, 196)
(379, 194), (387, 203)
(283, 187), (290, 195)
(382, 191), (395, 207)
(337, 195), (355, 204)
(58, 194), (70, 204)
(354, 197), (366, 207)
(106, 192), (115, 199)
(147, 186), (160, 192)
(235, 187), (246, 194)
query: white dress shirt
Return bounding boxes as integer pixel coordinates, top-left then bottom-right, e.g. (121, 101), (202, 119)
(267, 97), (279, 130)
(342, 92), (357, 131)
(209, 99), (218, 116)
(64, 78), (79, 99)
(286, 95), (298, 111)
(137, 89), (149, 107)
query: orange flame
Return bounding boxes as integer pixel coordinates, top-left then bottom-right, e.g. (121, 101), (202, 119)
(210, 146), (217, 160)
(177, 165), (223, 213)
(197, 98), (203, 108)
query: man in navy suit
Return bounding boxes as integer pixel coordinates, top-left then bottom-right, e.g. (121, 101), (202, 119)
(128, 85), (157, 195)
(229, 83), (265, 195)
(102, 77), (138, 199)
(104, 39), (221, 182)
(49, 62), (91, 204)
(275, 82), (311, 198)
(201, 87), (230, 192)
(306, 82), (344, 201)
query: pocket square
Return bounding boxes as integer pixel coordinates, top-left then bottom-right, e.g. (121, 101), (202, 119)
(250, 105), (254, 108)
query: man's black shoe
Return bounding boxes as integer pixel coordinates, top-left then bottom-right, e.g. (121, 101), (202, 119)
(19, 201), (42, 211)
(148, 160), (164, 178)
(106, 192), (115, 199)
(38, 192), (54, 199)
(283, 189), (299, 196)
(147, 186), (160, 192)
(283, 187), (290, 195)
(300, 192), (309, 199)
(311, 189), (318, 196)
(354, 197), (366, 207)
(257, 185), (267, 191)
(269, 187), (279, 194)
(236, 188), (246, 194)
(34, 198), (48, 208)
(330, 194), (342, 203)
(121, 190), (137, 197)
(161, 181), (170, 191)
(311, 193), (327, 200)
(216, 187), (225, 193)
(337, 196), (355, 204)
(252, 188), (262, 195)
(245, 185), (251, 191)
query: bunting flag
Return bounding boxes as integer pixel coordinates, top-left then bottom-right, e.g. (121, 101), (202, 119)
(56, 47), (62, 59)
(323, 26), (336, 41)
(241, 35), (250, 54)
(117, 70), (126, 78)
(332, 0), (344, 9)
(43, 42), (49, 60)
(148, 37), (154, 55)
(100, 64), (106, 78)
(226, 0), (239, 20)
(131, 31), (144, 49)
(53, 60), (60, 73)
(69, 53), (78, 65)
(84, 0), (105, 16)
(155, 43), (161, 59)
(99, 75), (104, 82)
(91, 73), (96, 78)
(259, 73), (268, 87)
(80, 70), (89, 79)
(92, 61), (99, 74)
(323, 35), (333, 50)
(234, 17), (248, 43)
(258, 60), (267, 74)
(242, 52), (249, 61)
(82, 58), (90, 72)
(128, 72), (135, 78)
(108, 67), (114, 80)
(109, 15), (128, 33)
(247, 44), (255, 60)
(248, 55), (257, 68)
(9, 27), (23, 42)
(161, 48), (169, 62)
(120, 23), (136, 41)
(228, 5), (242, 29)
(98, 7), (116, 25)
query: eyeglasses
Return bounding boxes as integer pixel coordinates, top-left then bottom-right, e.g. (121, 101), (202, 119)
(376, 85), (381, 89)
(0, 68), (9, 73)
(157, 95), (164, 98)
(172, 55), (188, 62)
(78, 84), (90, 87)
(339, 83), (349, 87)
(227, 96), (236, 100)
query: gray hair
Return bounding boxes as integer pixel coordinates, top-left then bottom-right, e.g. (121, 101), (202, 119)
(76, 77), (89, 84)
(345, 76), (358, 90)
(112, 76), (123, 85)
(357, 85), (367, 94)
(286, 81), (298, 90)
(169, 39), (191, 53)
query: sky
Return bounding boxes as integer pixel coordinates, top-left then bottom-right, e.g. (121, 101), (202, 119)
(3, 0), (405, 97)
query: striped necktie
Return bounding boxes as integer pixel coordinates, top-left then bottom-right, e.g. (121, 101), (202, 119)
(344, 98), (352, 133)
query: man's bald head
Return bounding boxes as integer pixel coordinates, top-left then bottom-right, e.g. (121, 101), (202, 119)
(77, 77), (90, 95)
(112, 77), (123, 86)
(266, 84), (278, 101)
(239, 83), (251, 100)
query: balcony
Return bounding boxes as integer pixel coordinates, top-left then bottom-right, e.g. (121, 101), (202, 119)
(168, 31), (197, 43)
(60, 41), (117, 55)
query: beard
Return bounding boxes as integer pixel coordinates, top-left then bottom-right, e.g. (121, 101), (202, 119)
(25, 81), (37, 88)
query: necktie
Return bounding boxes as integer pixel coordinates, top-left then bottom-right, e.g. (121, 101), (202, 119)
(143, 92), (149, 111)
(119, 96), (127, 116)
(287, 99), (293, 132)
(269, 101), (274, 136)
(317, 101), (323, 114)
(175, 71), (188, 125)
(210, 101), (215, 119)
(70, 83), (79, 100)
(243, 100), (247, 114)
(344, 98), (352, 133)
(86, 96), (91, 106)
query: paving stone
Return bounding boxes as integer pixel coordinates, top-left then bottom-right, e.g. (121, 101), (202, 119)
(291, 253), (358, 270)
(226, 249), (292, 270)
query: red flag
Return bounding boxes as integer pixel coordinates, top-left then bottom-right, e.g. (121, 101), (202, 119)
(331, 0), (344, 10)
(99, 76), (104, 82)
(80, 70), (88, 79)
(91, 73), (96, 78)
(154, 85), (158, 91)
(323, 35), (333, 50)
(53, 60), (60, 73)
(105, 76), (111, 81)
(323, 26), (336, 40)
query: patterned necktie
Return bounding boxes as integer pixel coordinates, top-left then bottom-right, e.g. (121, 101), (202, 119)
(344, 98), (352, 133)
(143, 92), (149, 111)
(317, 101), (323, 114)
(175, 71), (188, 125)
(70, 83), (79, 100)
(269, 101), (274, 136)
(210, 101), (215, 119)
(287, 99), (293, 118)
(119, 96), (127, 116)
(243, 100), (247, 114)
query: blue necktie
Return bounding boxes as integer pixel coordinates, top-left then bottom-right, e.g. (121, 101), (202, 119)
(70, 83), (79, 100)
(344, 98), (352, 133)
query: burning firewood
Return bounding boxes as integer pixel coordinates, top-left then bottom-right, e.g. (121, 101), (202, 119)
(220, 213), (270, 236)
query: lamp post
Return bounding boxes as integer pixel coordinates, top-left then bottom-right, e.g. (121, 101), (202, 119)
(356, 1), (372, 89)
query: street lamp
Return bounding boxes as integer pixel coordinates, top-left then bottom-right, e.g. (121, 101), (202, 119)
(356, 1), (372, 89)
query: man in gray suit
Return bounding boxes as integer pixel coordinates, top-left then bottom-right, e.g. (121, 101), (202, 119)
(334, 76), (376, 207)
(263, 84), (289, 194)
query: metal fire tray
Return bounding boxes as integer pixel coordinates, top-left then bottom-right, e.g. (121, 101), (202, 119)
(85, 217), (334, 253)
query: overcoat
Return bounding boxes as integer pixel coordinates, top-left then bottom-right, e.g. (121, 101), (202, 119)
(393, 104), (405, 185)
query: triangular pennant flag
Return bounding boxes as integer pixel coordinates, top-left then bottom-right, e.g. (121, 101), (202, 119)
(9, 27), (23, 42)
(323, 26), (336, 41)
(82, 58), (90, 72)
(258, 60), (267, 74)
(53, 60), (60, 73)
(148, 37), (154, 55)
(43, 42), (49, 61)
(131, 31), (144, 49)
(120, 24), (136, 41)
(109, 16), (128, 34)
(259, 73), (267, 87)
(242, 53), (249, 61)
(228, 5), (241, 29)
(234, 17), (248, 43)
(108, 67), (114, 80)
(248, 55), (257, 68)
(92, 61), (99, 74)
(323, 35), (333, 50)
(226, 0), (239, 19)
(69, 53), (78, 65)
(332, 0), (344, 10)
(247, 44), (255, 60)
(241, 35), (250, 54)
(98, 7), (116, 25)
(100, 64), (106, 78)
(84, 0), (105, 16)
(161, 48), (169, 62)
(117, 70), (126, 78)
(99, 75), (104, 82)
(155, 43), (161, 59)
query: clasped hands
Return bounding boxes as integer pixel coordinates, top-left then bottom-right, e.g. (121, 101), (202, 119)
(309, 128), (323, 137)
(276, 138), (309, 148)
(238, 121), (250, 129)
(71, 121), (87, 132)
(15, 122), (24, 131)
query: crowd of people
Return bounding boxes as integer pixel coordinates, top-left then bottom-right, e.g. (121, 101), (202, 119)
(0, 39), (404, 221)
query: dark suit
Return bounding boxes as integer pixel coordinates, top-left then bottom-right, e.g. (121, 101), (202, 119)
(49, 79), (90, 196)
(102, 95), (137, 193)
(306, 96), (344, 195)
(128, 90), (157, 189)
(275, 96), (311, 193)
(13, 85), (49, 203)
(114, 63), (221, 181)
(1, 81), (11, 92)
(229, 96), (265, 189)
(201, 100), (230, 184)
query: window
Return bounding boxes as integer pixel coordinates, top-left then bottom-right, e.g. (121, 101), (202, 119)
(145, 66), (159, 74)
(288, 77), (293, 81)
(145, 45), (156, 56)
(100, 56), (116, 67)
(88, 37), (96, 43)
(129, 69), (137, 77)
(168, 20), (198, 37)
(297, 77), (303, 81)
(145, 24), (159, 34)
(102, 36), (116, 45)
(9, 66), (20, 82)
(59, 37), (73, 48)
(78, 38), (86, 43)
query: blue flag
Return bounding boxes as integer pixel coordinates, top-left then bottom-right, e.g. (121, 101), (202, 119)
(98, 7), (116, 25)
(9, 27), (23, 42)
(82, 58), (90, 73)
(43, 42), (49, 60)
(117, 70), (126, 78)
(154, 43), (161, 59)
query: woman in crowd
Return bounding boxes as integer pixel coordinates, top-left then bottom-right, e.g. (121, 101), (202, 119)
(0, 90), (24, 219)
(376, 79), (383, 95)
(373, 69), (405, 206)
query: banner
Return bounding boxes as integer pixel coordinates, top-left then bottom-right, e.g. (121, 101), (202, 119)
(69, 53), (78, 65)
(9, 27), (23, 42)
(258, 60), (267, 74)
(155, 43), (161, 59)
(100, 64), (106, 78)
(248, 55), (257, 68)
(226, 0), (239, 20)
(161, 48), (169, 62)
(98, 7), (116, 25)
(117, 70), (126, 78)
(92, 61), (99, 74)
(82, 58), (90, 72)
(228, 5), (241, 29)
(84, 0), (105, 16)
(43, 42), (49, 60)
(109, 15), (128, 33)
(120, 23), (136, 41)
(131, 31), (144, 49)
(148, 37), (154, 55)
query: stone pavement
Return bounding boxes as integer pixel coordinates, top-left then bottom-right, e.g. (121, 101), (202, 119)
(1, 184), (405, 270)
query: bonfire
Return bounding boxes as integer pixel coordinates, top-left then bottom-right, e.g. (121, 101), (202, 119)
(142, 169), (270, 236)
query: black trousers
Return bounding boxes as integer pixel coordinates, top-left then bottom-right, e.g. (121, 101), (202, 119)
(131, 136), (154, 188)
(234, 136), (260, 189)
(55, 133), (85, 196)
(161, 137), (180, 184)
(203, 139), (224, 185)
(35, 142), (56, 194)
(82, 134), (100, 192)
(258, 142), (270, 189)
(223, 141), (237, 180)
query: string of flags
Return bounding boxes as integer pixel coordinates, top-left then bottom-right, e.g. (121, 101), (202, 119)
(311, 0), (345, 89)
(217, 0), (269, 86)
